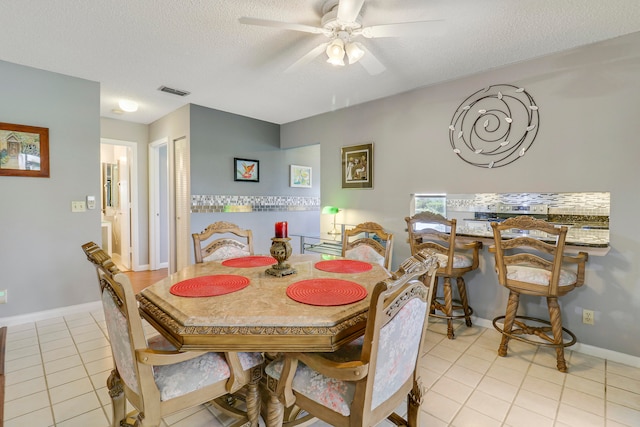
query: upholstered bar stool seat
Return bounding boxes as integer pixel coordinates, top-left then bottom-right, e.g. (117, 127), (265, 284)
(490, 216), (588, 372)
(405, 212), (482, 339)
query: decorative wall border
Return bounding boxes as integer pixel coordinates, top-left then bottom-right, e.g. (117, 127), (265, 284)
(191, 195), (320, 213)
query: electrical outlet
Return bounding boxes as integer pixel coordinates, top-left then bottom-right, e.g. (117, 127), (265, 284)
(582, 309), (595, 325)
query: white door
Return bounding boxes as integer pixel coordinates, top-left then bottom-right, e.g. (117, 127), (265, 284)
(149, 138), (169, 271)
(117, 148), (131, 270)
(174, 136), (190, 271)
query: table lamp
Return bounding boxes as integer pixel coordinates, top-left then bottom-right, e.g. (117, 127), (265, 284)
(322, 206), (341, 235)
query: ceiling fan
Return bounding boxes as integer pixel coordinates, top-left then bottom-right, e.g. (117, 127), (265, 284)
(239, 0), (443, 75)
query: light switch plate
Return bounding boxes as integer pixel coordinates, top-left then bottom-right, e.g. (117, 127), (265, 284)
(72, 201), (86, 212)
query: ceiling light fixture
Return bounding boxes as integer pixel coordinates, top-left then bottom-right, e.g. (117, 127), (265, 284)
(118, 99), (139, 112)
(326, 38), (345, 66)
(345, 42), (365, 64)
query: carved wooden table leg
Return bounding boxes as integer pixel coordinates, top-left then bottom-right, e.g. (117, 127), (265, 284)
(246, 378), (261, 427)
(266, 390), (285, 427)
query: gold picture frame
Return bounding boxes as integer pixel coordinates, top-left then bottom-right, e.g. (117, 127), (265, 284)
(0, 122), (50, 178)
(341, 143), (373, 189)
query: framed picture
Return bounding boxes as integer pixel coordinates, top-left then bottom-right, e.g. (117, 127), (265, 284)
(290, 164), (312, 188)
(0, 122), (50, 178)
(234, 158), (259, 182)
(341, 143), (373, 189)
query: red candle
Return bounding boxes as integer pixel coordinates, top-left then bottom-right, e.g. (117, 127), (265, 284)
(275, 221), (288, 238)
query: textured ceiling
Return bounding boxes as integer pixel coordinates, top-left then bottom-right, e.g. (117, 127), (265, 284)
(1, 0), (639, 125)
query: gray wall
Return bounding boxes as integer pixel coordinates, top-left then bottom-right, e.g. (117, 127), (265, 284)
(189, 105), (321, 256)
(0, 60), (101, 317)
(281, 33), (640, 357)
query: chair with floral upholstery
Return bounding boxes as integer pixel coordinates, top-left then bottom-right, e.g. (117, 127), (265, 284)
(192, 221), (254, 263)
(490, 216), (588, 372)
(81, 242), (263, 427)
(405, 211), (482, 339)
(341, 221), (394, 270)
(263, 249), (439, 427)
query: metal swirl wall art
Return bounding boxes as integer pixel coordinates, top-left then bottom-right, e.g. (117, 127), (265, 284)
(448, 84), (540, 168)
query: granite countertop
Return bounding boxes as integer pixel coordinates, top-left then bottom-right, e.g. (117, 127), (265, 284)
(457, 225), (610, 248)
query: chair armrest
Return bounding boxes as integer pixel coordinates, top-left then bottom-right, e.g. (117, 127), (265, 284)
(136, 348), (207, 365)
(457, 240), (483, 251)
(563, 251), (589, 286)
(294, 352), (369, 381)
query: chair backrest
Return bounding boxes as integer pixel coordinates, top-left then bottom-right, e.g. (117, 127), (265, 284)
(405, 211), (458, 274)
(491, 216), (588, 297)
(192, 221), (254, 263)
(354, 249), (438, 423)
(81, 241), (157, 411)
(341, 222), (394, 270)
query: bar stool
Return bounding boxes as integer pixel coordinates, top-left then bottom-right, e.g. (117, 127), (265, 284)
(490, 216), (588, 372)
(405, 212), (482, 339)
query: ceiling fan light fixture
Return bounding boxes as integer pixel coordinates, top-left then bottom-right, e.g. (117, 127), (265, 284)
(326, 38), (345, 66)
(345, 42), (365, 64)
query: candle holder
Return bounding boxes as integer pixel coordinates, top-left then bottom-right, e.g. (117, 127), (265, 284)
(265, 237), (297, 277)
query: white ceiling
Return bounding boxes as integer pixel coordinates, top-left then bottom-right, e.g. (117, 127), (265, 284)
(1, 0), (639, 125)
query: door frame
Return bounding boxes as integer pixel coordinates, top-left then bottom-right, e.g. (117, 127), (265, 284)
(100, 137), (140, 270)
(149, 137), (169, 271)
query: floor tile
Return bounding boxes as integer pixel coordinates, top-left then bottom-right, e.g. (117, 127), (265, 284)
(52, 391), (102, 423)
(561, 387), (605, 416)
(4, 310), (640, 427)
(451, 406), (502, 427)
(504, 405), (554, 427)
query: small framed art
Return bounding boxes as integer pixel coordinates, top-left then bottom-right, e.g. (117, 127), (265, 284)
(290, 164), (312, 188)
(341, 143), (373, 189)
(0, 122), (50, 178)
(234, 158), (259, 182)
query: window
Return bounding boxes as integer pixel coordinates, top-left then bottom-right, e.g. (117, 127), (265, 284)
(411, 194), (446, 216)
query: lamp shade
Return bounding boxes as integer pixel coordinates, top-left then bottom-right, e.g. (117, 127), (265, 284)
(345, 42), (365, 64)
(325, 39), (345, 66)
(322, 206), (340, 215)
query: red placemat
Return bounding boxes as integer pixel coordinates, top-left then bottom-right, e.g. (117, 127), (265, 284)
(170, 275), (250, 297)
(286, 279), (368, 306)
(221, 256), (277, 268)
(314, 259), (373, 273)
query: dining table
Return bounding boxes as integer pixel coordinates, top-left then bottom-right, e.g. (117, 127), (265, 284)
(137, 253), (391, 353)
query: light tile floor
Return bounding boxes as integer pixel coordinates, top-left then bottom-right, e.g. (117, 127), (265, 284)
(4, 312), (640, 426)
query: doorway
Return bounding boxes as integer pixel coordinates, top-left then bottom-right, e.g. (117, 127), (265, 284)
(100, 138), (139, 271)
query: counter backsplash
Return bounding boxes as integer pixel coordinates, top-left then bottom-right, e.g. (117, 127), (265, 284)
(447, 192), (610, 218)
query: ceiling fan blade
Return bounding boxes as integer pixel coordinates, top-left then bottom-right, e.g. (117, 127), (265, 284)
(285, 43), (329, 73)
(360, 20), (445, 38)
(358, 45), (385, 75)
(239, 17), (327, 35)
(337, 0), (365, 23)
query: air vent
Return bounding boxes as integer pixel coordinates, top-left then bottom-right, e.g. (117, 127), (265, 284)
(158, 86), (190, 97)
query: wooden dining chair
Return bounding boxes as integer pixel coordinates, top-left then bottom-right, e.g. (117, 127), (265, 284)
(341, 221), (394, 270)
(192, 221), (254, 263)
(490, 217), (588, 372)
(264, 249), (439, 427)
(405, 211), (482, 339)
(81, 242), (263, 427)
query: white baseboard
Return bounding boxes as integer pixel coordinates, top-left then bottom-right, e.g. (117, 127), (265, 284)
(0, 301), (102, 328)
(472, 316), (640, 368)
